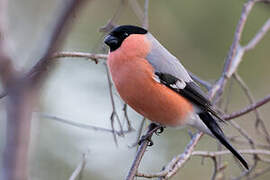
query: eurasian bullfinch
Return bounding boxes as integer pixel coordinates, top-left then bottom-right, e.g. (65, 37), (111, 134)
(104, 25), (248, 169)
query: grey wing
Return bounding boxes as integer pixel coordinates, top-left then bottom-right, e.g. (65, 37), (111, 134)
(145, 33), (193, 83)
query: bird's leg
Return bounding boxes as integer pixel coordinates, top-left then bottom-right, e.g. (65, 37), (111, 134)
(138, 123), (165, 146)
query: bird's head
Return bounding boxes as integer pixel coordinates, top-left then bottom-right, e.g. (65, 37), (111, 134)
(104, 25), (148, 52)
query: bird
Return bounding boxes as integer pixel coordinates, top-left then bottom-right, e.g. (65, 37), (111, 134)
(104, 25), (249, 169)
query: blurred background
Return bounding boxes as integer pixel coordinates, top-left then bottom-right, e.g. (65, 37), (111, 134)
(1, 0), (270, 179)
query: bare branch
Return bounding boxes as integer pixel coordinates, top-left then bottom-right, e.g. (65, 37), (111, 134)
(244, 18), (270, 51)
(126, 123), (162, 180)
(51, 51), (107, 63)
(158, 132), (203, 180)
(192, 149), (270, 157)
(123, 104), (135, 131)
(40, 113), (130, 136)
(0, 1), (88, 179)
(188, 71), (212, 90)
(100, 0), (127, 33)
(209, 0), (257, 99)
(233, 73), (270, 144)
(104, 63), (124, 145)
(28, 0), (88, 86)
(224, 94), (270, 120)
(210, 157), (218, 180)
(69, 152), (88, 180)
(128, 0), (144, 23)
(0, 52), (108, 100)
(135, 132), (203, 179)
(142, 0), (149, 29)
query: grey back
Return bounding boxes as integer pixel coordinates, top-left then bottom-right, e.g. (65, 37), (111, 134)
(146, 33), (193, 82)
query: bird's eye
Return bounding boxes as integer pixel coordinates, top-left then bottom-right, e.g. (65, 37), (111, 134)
(123, 32), (129, 37)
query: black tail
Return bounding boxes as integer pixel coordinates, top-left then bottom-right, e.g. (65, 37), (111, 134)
(199, 112), (249, 169)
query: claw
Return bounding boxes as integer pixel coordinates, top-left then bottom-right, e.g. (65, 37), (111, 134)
(138, 135), (154, 146)
(155, 126), (164, 135)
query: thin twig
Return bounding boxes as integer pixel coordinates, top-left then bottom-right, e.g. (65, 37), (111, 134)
(129, 117), (146, 148)
(159, 132), (203, 180)
(191, 149), (270, 157)
(211, 157), (218, 180)
(51, 51), (107, 63)
(104, 63), (124, 145)
(249, 165), (270, 179)
(0, 52), (108, 100)
(100, 0), (127, 33)
(209, 0), (257, 99)
(142, 0), (149, 29)
(123, 104), (134, 131)
(126, 123), (161, 180)
(243, 18), (270, 51)
(224, 94), (270, 120)
(128, 0), (144, 23)
(233, 73), (270, 144)
(188, 71), (212, 90)
(40, 113), (130, 136)
(69, 152), (88, 180)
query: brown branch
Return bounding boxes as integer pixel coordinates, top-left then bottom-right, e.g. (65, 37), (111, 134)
(100, 0), (127, 33)
(0, 1), (88, 180)
(209, 0), (257, 99)
(69, 152), (88, 180)
(0, 52), (108, 100)
(233, 73), (270, 144)
(136, 148), (270, 179)
(40, 113), (131, 136)
(192, 149), (270, 157)
(128, 0), (144, 23)
(51, 51), (107, 63)
(142, 0), (149, 29)
(104, 63), (124, 145)
(188, 71), (212, 90)
(135, 132), (203, 179)
(243, 18), (270, 51)
(159, 132), (203, 180)
(126, 123), (161, 180)
(224, 94), (270, 120)
(28, 0), (88, 86)
(123, 104), (134, 131)
(210, 157), (218, 180)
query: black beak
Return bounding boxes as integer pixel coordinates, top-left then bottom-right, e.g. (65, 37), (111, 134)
(104, 35), (119, 47)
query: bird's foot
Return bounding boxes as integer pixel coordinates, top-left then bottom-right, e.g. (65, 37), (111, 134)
(138, 135), (154, 146)
(138, 123), (165, 146)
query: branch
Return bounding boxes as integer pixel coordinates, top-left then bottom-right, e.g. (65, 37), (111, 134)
(224, 94), (270, 120)
(137, 149), (270, 179)
(188, 71), (212, 90)
(40, 113), (131, 136)
(69, 152), (88, 180)
(126, 123), (162, 180)
(142, 0), (149, 29)
(243, 18), (270, 51)
(209, 0), (257, 99)
(135, 132), (203, 179)
(0, 52), (108, 100)
(0, 1), (88, 179)
(51, 51), (107, 63)
(192, 149), (270, 157)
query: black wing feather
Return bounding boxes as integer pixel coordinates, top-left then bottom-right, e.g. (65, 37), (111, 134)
(199, 112), (249, 169)
(155, 72), (224, 122)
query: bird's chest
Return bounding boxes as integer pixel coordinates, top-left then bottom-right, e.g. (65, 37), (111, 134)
(108, 56), (154, 102)
(107, 55), (193, 126)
